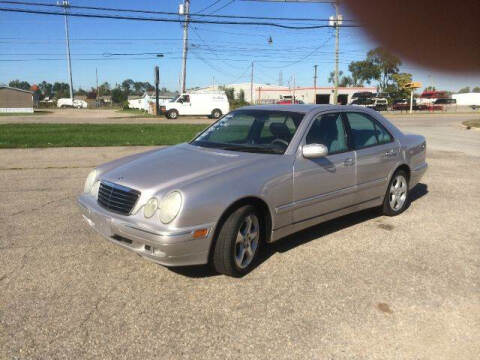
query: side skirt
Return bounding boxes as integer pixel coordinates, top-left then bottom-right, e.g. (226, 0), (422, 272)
(269, 196), (382, 243)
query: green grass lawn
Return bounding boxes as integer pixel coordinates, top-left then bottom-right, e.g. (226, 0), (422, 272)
(0, 124), (207, 148)
(463, 119), (480, 129)
(0, 110), (52, 116)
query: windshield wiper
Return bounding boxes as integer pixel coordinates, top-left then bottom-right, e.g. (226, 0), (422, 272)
(220, 145), (282, 154)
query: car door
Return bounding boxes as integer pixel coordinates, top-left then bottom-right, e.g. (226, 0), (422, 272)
(292, 112), (356, 224)
(344, 111), (399, 203)
(176, 95), (193, 115)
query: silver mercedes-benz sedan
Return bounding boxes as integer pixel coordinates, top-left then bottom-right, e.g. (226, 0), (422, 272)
(77, 105), (427, 276)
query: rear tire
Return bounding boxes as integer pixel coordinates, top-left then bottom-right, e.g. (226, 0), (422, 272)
(212, 205), (262, 277)
(167, 109), (178, 119)
(211, 109), (222, 119)
(382, 170), (409, 216)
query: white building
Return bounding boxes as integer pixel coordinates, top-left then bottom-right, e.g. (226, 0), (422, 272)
(200, 83), (376, 105)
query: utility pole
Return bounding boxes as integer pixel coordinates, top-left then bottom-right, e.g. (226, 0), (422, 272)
(330, 1), (342, 105)
(180, 0), (190, 94)
(278, 70), (283, 86)
(293, 74), (296, 103)
(95, 68), (99, 107)
(313, 64), (318, 104)
(155, 65), (160, 115)
(59, 0), (74, 100)
(250, 61), (254, 104)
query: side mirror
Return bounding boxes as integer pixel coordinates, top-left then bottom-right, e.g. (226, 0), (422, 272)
(302, 143), (328, 159)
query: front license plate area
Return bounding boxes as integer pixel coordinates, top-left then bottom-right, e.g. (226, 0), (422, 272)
(90, 211), (112, 237)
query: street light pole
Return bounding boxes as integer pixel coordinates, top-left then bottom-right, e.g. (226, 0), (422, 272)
(313, 64), (318, 104)
(59, 0), (74, 100)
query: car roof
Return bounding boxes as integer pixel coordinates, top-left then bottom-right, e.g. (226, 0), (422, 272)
(236, 104), (369, 114)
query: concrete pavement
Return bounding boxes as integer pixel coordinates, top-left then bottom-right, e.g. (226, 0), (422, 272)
(0, 116), (479, 359)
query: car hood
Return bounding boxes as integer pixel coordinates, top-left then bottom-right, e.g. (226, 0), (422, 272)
(101, 143), (265, 194)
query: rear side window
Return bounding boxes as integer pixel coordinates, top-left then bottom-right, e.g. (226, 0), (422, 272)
(346, 112), (392, 149)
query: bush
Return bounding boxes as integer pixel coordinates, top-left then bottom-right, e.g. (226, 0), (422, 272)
(111, 88), (127, 104)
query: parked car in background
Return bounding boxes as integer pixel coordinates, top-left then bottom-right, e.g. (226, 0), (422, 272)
(428, 98), (456, 111)
(78, 105), (427, 276)
(162, 92), (229, 119)
(417, 90), (449, 106)
(350, 97), (388, 111)
(57, 98), (88, 109)
(392, 98), (427, 111)
(276, 99), (304, 104)
(351, 91), (374, 102)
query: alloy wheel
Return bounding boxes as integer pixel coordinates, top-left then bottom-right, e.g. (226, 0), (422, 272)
(234, 214), (259, 269)
(389, 174), (407, 211)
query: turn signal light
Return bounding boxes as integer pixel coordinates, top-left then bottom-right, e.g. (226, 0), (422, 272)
(193, 228), (208, 239)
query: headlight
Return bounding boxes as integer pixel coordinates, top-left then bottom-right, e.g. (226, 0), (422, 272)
(158, 191), (182, 224)
(90, 181), (100, 197)
(143, 197), (158, 218)
(84, 169), (97, 193)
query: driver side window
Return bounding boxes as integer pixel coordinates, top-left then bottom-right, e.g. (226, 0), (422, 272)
(305, 113), (348, 154)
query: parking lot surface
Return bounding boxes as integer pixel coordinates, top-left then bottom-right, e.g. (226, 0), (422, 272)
(1, 116), (479, 359)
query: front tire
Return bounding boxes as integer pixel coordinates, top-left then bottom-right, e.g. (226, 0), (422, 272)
(212, 205), (262, 277)
(382, 170), (409, 216)
(166, 109), (178, 119)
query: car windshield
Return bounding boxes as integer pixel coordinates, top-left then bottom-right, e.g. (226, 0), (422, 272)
(190, 110), (304, 154)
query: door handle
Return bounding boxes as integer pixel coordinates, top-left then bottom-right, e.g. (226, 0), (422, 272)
(384, 149), (396, 158)
(344, 158), (355, 166)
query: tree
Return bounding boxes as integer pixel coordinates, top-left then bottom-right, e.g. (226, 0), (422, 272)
(98, 82), (111, 96)
(75, 88), (87, 96)
(472, 86), (480, 93)
(52, 82), (70, 98)
(39, 81), (53, 98)
(111, 87), (127, 104)
(238, 89), (245, 103)
(348, 60), (379, 86)
(366, 47), (401, 91)
(385, 72), (412, 100)
(9, 79), (31, 90)
(121, 79), (135, 95)
(224, 87), (235, 102)
(458, 86), (470, 93)
(327, 71), (352, 87)
(424, 86), (436, 92)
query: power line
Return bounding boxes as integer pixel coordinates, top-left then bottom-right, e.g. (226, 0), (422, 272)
(0, 0), (357, 22)
(197, 0), (223, 13)
(208, 0), (235, 15)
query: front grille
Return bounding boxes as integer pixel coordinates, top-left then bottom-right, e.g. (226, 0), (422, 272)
(97, 181), (140, 215)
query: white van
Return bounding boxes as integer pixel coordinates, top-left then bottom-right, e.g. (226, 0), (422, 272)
(57, 98), (88, 109)
(162, 92), (229, 119)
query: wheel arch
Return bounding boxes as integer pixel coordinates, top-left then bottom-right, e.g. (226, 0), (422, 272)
(208, 196), (273, 262)
(393, 163), (411, 183)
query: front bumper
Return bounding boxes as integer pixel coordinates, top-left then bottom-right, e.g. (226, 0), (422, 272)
(77, 194), (215, 266)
